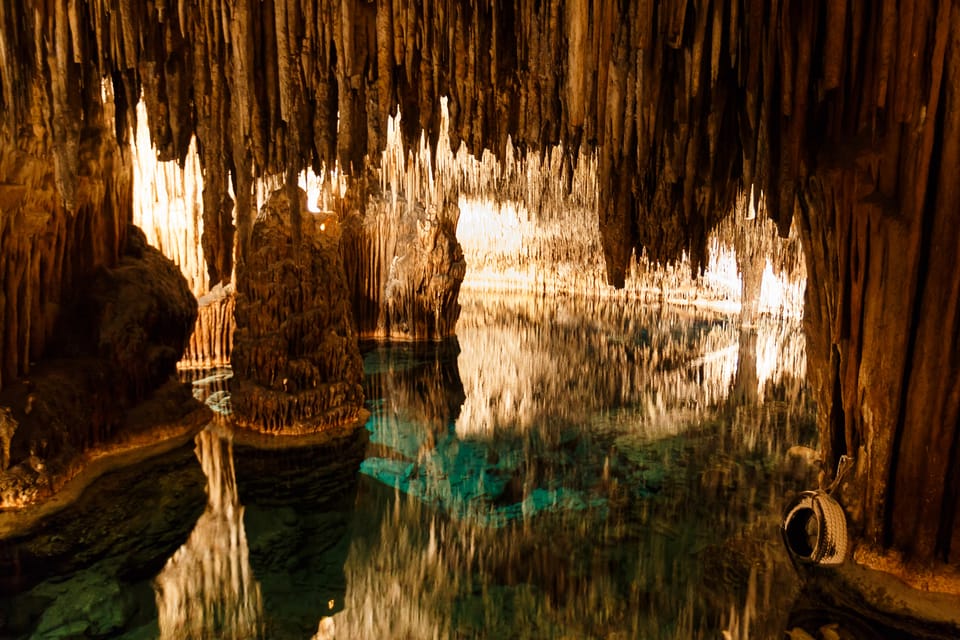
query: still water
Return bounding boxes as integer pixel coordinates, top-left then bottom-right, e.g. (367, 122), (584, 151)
(1, 292), (820, 639)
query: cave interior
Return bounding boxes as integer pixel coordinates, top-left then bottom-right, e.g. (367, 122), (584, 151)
(0, 0), (958, 630)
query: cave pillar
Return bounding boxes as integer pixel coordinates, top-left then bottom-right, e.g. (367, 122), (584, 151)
(342, 197), (466, 341)
(796, 12), (960, 568)
(230, 188), (365, 435)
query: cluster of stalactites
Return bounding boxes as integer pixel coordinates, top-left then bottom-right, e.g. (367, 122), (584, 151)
(0, 1), (940, 288)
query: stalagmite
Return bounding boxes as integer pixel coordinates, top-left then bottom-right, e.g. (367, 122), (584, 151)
(0, 0), (956, 582)
(230, 188), (364, 435)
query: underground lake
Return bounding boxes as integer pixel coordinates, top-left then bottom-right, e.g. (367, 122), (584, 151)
(5, 290), (950, 639)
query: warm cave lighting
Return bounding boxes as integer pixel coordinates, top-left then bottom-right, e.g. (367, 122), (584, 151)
(3, 0), (958, 637)
(132, 98), (208, 297)
(119, 88), (815, 637)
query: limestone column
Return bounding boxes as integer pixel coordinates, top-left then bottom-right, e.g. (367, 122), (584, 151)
(231, 188), (365, 435)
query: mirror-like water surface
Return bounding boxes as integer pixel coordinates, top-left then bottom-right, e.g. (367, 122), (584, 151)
(1, 292), (835, 639)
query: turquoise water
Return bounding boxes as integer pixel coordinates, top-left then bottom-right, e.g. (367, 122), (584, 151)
(0, 293), (831, 638)
(347, 294), (817, 638)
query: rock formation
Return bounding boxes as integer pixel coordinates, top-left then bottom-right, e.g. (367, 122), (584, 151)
(230, 187), (365, 434)
(180, 284), (236, 369)
(0, 0), (957, 575)
(0, 228), (205, 507)
(342, 192), (466, 341)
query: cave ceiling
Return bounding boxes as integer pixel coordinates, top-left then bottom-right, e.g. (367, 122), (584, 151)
(0, 1), (950, 287)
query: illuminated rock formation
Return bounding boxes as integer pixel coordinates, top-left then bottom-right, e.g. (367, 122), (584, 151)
(181, 284), (236, 370)
(0, 0), (957, 579)
(0, 79), (130, 391)
(230, 187), (365, 434)
(342, 194), (466, 341)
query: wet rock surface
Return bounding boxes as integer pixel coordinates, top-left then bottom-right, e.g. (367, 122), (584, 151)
(0, 441), (205, 638)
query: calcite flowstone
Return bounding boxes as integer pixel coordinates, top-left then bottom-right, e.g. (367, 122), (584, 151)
(231, 188), (365, 434)
(342, 194), (466, 340)
(383, 201), (466, 341)
(180, 283), (235, 368)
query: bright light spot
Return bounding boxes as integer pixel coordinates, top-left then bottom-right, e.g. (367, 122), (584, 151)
(758, 260), (805, 318)
(457, 197), (524, 258)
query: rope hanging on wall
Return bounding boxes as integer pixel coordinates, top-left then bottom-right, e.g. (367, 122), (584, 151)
(781, 455), (854, 567)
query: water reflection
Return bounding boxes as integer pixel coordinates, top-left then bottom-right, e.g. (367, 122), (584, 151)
(154, 422), (264, 639)
(153, 420), (368, 640)
(1, 292), (823, 639)
(353, 292), (816, 637)
(232, 425), (367, 638)
(0, 442), (205, 638)
(455, 294), (806, 439)
(362, 293), (812, 526)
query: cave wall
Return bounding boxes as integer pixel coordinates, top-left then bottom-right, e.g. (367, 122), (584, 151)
(0, 66), (129, 391)
(1, 0), (958, 566)
(796, 3), (960, 566)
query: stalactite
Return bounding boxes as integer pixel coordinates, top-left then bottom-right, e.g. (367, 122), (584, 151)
(0, 0), (957, 573)
(132, 101), (209, 297)
(0, 0), (810, 287)
(0, 78), (130, 390)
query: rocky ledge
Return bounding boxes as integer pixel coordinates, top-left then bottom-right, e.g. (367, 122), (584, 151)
(0, 227), (209, 510)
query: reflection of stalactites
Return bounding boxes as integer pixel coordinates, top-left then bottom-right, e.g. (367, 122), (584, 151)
(154, 426), (264, 640)
(453, 292), (746, 440)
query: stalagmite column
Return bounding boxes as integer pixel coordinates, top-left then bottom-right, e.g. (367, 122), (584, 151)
(342, 193), (466, 341)
(231, 188), (365, 434)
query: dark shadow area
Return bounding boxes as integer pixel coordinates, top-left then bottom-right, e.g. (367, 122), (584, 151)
(0, 441), (205, 637)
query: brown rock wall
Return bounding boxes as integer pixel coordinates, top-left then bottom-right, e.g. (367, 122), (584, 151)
(0, 227), (203, 508)
(0, 76), (129, 391)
